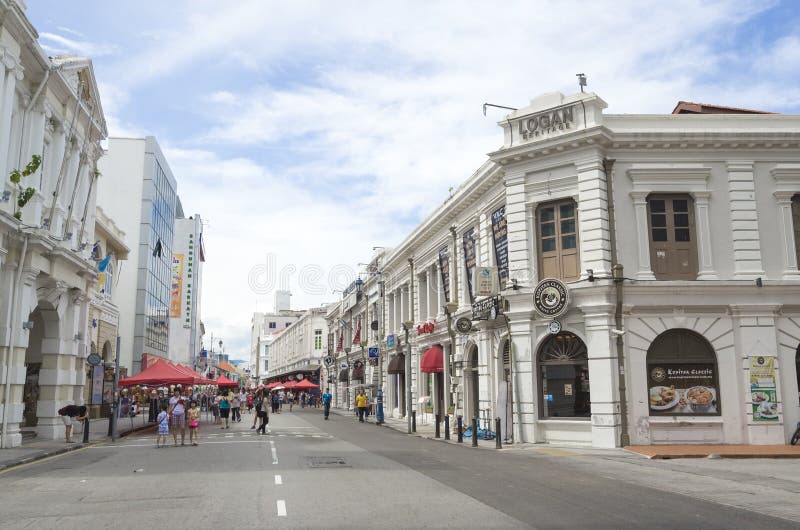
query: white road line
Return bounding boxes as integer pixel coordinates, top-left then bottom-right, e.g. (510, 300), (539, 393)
(274, 475), (282, 485)
(225, 434), (234, 438)
(276, 500), (287, 516)
(270, 440), (278, 464)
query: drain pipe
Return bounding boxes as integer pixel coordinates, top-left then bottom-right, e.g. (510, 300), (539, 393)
(1, 233), (29, 448)
(604, 158), (630, 447)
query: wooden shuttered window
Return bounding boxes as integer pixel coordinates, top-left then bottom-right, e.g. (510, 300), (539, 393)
(537, 199), (579, 282)
(647, 194), (698, 280)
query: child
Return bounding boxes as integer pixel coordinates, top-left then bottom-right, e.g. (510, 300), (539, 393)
(156, 404), (169, 448)
(188, 400), (200, 446)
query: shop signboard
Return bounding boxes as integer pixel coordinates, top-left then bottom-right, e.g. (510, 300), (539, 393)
(462, 228), (476, 302)
(91, 364), (104, 404)
(471, 295), (502, 321)
(438, 246), (451, 302)
(647, 363), (720, 416)
(170, 254), (184, 318)
(491, 206), (508, 284)
(386, 334), (396, 348)
(474, 266), (499, 297)
(750, 356), (778, 422)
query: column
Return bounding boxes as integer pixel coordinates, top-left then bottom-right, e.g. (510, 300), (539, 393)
(418, 271), (428, 321)
(576, 158), (613, 278)
(727, 162), (764, 278)
(21, 105), (47, 226)
(436, 262), (444, 318)
(692, 191), (718, 280)
(0, 60), (22, 175)
(583, 306), (621, 448)
(774, 192), (800, 279)
(630, 191), (656, 280)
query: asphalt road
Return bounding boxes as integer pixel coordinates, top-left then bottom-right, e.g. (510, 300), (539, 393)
(0, 408), (796, 530)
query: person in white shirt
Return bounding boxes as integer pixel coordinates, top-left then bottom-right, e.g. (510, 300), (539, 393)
(168, 388), (187, 446)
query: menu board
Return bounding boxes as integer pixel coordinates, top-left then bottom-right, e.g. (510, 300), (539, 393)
(491, 206), (508, 284)
(647, 363), (720, 416)
(462, 228), (476, 303)
(750, 356), (778, 422)
(438, 246), (450, 303)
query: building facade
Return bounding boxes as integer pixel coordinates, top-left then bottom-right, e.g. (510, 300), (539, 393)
(167, 212), (205, 369)
(332, 90), (800, 447)
(249, 290), (302, 382)
(0, 0), (109, 445)
(96, 136), (178, 375)
(267, 305), (328, 384)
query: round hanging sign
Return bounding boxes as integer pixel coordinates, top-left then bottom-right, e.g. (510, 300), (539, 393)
(533, 278), (569, 317)
(455, 317), (472, 334)
(87, 353), (102, 366)
(547, 319), (562, 335)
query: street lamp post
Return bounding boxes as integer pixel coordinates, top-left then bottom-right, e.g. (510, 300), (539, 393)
(402, 321), (414, 434)
(375, 268), (385, 425)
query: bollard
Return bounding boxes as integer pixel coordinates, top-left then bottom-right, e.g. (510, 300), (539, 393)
(435, 414), (441, 438)
(471, 417), (478, 447)
(411, 410), (416, 433)
(444, 415), (450, 440)
(495, 417), (502, 449)
(457, 415), (463, 443)
(83, 417), (90, 443)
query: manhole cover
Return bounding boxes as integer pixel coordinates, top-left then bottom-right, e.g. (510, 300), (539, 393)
(305, 456), (349, 468)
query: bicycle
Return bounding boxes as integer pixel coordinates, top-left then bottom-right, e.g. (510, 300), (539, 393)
(791, 421), (800, 445)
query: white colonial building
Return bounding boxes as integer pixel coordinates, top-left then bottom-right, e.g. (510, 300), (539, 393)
(249, 291), (303, 382)
(268, 305), (328, 386)
(330, 90), (800, 448)
(0, 0), (109, 446)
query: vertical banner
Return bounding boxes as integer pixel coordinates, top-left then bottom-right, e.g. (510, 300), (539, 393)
(491, 206), (508, 284)
(438, 246), (451, 303)
(462, 227), (476, 303)
(91, 364), (104, 404)
(750, 356), (778, 422)
(170, 253), (184, 318)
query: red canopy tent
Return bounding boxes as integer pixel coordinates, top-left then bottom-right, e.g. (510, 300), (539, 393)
(266, 382), (282, 389)
(293, 379), (319, 390)
(283, 380), (298, 389)
(170, 362), (213, 385)
(420, 344), (444, 373)
(216, 375), (239, 388)
(119, 359), (198, 387)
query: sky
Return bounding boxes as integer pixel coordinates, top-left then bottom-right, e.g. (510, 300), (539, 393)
(26, 0), (800, 360)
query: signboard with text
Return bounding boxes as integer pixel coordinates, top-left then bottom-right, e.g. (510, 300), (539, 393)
(462, 228), (476, 303)
(750, 356), (778, 422)
(648, 363), (719, 416)
(491, 206), (508, 285)
(438, 246), (451, 302)
(170, 254), (184, 318)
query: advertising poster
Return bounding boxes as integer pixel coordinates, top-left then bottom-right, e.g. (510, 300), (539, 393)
(750, 356), (778, 422)
(647, 363), (719, 415)
(91, 364), (104, 404)
(438, 246), (451, 302)
(491, 206), (508, 284)
(462, 228), (476, 303)
(170, 254), (184, 318)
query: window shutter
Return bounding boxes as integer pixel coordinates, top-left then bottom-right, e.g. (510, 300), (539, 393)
(537, 199), (579, 281)
(647, 195), (698, 280)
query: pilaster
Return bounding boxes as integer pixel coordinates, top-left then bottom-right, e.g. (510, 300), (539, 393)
(576, 158), (612, 278)
(727, 162), (764, 278)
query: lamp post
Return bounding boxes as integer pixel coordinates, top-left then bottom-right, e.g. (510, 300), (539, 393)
(376, 267), (385, 425)
(402, 320), (414, 434)
(443, 301), (458, 423)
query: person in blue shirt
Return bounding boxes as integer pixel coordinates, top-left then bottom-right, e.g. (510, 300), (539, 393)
(322, 389), (333, 420)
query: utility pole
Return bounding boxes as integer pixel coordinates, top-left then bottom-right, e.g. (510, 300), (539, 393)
(376, 264), (385, 425)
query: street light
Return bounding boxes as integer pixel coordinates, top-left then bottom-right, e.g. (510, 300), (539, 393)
(443, 301), (458, 423)
(402, 320), (414, 434)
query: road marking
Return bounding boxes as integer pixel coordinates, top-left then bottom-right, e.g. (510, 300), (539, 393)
(277, 500), (287, 516)
(90, 440), (269, 448)
(225, 434), (234, 438)
(270, 440), (278, 464)
(0, 445), (93, 475)
(274, 474), (282, 485)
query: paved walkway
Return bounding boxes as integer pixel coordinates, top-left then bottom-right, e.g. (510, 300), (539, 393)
(626, 444), (800, 459)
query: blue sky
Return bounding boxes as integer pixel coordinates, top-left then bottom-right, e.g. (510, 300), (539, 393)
(25, 0), (800, 359)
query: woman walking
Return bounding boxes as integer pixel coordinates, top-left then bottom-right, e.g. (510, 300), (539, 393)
(255, 390), (269, 435)
(188, 400), (201, 446)
(212, 392), (221, 424)
(169, 388), (187, 446)
(219, 392), (231, 429)
(156, 404), (169, 448)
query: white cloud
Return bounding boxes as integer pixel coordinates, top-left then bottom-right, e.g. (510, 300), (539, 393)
(39, 32), (117, 57)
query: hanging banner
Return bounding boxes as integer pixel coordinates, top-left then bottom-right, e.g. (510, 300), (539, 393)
(750, 356), (778, 422)
(491, 206), (508, 285)
(462, 228), (476, 303)
(170, 254), (184, 318)
(438, 246), (451, 303)
(91, 364), (104, 404)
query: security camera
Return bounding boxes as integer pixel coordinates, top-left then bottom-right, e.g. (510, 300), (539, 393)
(611, 329), (625, 336)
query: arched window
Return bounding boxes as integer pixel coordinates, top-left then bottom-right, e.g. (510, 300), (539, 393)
(538, 332), (589, 418)
(646, 329), (719, 416)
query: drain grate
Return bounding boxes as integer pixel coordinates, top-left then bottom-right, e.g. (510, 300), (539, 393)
(305, 456), (350, 468)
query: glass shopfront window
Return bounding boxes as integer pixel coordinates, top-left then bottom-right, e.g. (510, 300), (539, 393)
(538, 332), (590, 418)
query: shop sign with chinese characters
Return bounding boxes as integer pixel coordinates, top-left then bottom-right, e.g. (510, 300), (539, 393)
(750, 356), (778, 422)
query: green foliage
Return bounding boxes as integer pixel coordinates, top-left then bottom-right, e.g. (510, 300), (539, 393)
(8, 154), (42, 219)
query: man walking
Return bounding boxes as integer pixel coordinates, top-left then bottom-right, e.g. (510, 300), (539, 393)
(356, 389), (369, 423)
(322, 388), (332, 420)
(231, 390), (242, 422)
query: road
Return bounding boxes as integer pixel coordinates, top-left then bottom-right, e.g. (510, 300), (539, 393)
(0, 407), (797, 529)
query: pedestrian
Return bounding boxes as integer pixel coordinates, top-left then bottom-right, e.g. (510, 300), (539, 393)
(232, 390), (242, 422)
(278, 390), (285, 413)
(271, 391), (280, 413)
(156, 404), (169, 448)
(287, 390), (294, 412)
(246, 392), (254, 414)
(188, 400), (201, 446)
(148, 390), (158, 422)
(322, 388), (332, 420)
(219, 392), (231, 429)
(57, 403), (88, 443)
(251, 392), (262, 429)
(212, 392), (221, 424)
(256, 391), (269, 435)
(169, 388), (187, 446)
(356, 388), (369, 423)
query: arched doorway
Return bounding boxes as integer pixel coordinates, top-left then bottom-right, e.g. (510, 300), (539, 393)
(23, 303), (60, 429)
(102, 341), (112, 362)
(538, 332), (589, 418)
(646, 329), (720, 416)
(464, 343), (479, 421)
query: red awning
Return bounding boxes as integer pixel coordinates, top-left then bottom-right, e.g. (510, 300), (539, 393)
(216, 375), (239, 387)
(294, 379), (319, 389)
(119, 359), (197, 387)
(420, 345), (444, 373)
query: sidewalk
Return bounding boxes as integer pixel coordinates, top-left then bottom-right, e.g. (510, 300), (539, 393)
(0, 414), (155, 471)
(625, 444), (800, 459)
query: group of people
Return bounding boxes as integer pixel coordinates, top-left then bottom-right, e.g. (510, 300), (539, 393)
(156, 387), (201, 447)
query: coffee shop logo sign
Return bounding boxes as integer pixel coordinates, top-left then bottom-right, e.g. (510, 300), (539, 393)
(517, 105), (575, 141)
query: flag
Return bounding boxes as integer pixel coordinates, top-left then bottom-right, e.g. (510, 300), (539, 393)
(153, 238), (162, 257)
(98, 254), (111, 272)
(336, 332), (344, 352)
(352, 318), (362, 345)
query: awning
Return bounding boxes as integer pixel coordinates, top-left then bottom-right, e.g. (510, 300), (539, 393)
(387, 354), (405, 374)
(351, 367), (365, 381)
(420, 344), (444, 373)
(338, 368), (349, 382)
